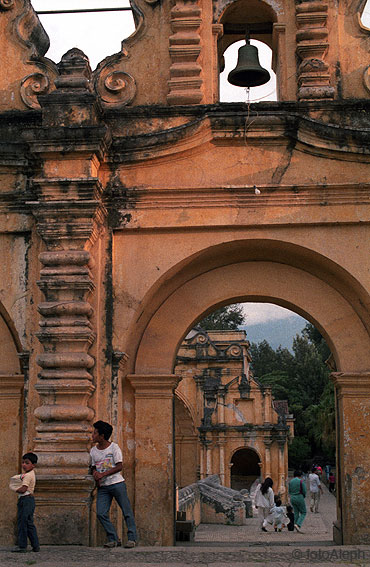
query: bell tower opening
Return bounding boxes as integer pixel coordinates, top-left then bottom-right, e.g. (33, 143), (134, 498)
(217, 0), (281, 102)
(220, 39), (276, 102)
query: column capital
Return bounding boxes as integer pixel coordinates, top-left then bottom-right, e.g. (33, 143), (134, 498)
(331, 372), (370, 398)
(127, 374), (180, 399)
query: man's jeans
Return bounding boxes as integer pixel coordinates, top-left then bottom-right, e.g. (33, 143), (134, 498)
(17, 495), (39, 550)
(97, 481), (137, 543)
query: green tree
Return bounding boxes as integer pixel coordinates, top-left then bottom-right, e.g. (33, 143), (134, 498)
(249, 324), (335, 465)
(198, 304), (245, 330)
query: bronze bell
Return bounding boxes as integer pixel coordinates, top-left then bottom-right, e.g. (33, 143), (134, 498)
(228, 41), (270, 88)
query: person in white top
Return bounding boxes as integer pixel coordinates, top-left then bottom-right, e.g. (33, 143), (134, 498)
(254, 477), (275, 531)
(308, 466), (323, 513)
(90, 420), (137, 548)
(10, 452), (40, 553)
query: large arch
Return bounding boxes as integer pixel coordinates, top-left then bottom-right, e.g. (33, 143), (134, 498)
(126, 239), (370, 546)
(134, 259), (370, 376)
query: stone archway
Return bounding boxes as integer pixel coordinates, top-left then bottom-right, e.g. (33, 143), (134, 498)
(230, 448), (261, 491)
(0, 307), (24, 545)
(127, 242), (370, 546)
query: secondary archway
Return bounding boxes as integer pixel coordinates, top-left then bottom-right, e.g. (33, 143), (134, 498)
(127, 242), (370, 546)
(230, 448), (261, 491)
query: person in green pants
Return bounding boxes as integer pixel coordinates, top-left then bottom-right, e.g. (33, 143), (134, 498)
(289, 470), (307, 533)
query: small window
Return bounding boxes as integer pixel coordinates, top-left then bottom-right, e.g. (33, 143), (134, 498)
(31, 1), (135, 70)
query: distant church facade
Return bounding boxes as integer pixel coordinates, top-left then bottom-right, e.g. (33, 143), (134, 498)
(175, 329), (293, 497)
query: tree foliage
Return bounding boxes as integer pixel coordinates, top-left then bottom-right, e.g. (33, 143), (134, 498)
(198, 304), (246, 331)
(250, 323), (335, 467)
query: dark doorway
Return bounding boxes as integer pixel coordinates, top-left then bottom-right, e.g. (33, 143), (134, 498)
(230, 448), (260, 491)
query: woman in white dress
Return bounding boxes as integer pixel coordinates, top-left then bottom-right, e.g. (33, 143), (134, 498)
(254, 477), (275, 531)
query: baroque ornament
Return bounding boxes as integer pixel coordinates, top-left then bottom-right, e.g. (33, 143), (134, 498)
(96, 69), (136, 108)
(20, 72), (50, 109)
(0, 0), (15, 10)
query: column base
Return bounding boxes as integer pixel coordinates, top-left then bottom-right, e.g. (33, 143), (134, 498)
(35, 475), (95, 545)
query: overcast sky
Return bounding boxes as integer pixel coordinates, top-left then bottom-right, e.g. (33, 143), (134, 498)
(30, 1), (370, 325)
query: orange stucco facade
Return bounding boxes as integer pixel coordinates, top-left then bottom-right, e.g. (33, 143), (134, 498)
(0, 0), (369, 547)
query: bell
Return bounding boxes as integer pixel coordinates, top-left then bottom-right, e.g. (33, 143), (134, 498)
(228, 41), (270, 88)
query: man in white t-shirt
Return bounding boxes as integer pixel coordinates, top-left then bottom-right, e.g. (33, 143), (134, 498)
(308, 467), (323, 513)
(90, 420), (137, 548)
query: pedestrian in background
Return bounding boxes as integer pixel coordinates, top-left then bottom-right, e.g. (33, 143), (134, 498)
(309, 466), (323, 513)
(288, 470), (306, 533)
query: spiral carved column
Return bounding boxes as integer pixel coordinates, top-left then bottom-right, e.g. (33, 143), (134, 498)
(26, 48), (109, 545)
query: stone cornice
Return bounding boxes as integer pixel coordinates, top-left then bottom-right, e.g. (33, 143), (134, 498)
(109, 182), (370, 230)
(0, 373), (24, 395)
(331, 372), (370, 398)
(107, 105), (370, 163)
(127, 374), (180, 398)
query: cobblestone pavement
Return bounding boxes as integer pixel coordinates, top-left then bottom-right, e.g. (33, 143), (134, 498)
(1, 484), (369, 566)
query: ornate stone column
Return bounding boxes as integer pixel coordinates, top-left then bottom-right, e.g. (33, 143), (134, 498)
(295, 0), (335, 100)
(331, 372), (370, 544)
(167, 0), (203, 105)
(26, 49), (109, 544)
(127, 374), (179, 546)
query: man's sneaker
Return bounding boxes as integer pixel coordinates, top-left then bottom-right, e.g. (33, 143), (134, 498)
(124, 540), (136, 548)
(104, 541), (118, 548)
(32, 547), (40, 552)
(11, 547), (27, 553)
(295, 524), (304, 533)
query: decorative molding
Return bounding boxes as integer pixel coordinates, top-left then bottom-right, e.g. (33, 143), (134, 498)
(96, 69), (136, 108)
(0, 374), (24, 396)
(331, 372), (370, 398)
(20, 72), (50, 110)
(167, 0), (203, 105)
(295, 0), (334, 100)
(0, 0), (15, 10)
(127, 374), (180, 398)
(14, 1), (50, 57)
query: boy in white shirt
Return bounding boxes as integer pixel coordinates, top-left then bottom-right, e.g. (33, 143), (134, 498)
(90, 420), (137, 548)
(11, 452), (40, 553)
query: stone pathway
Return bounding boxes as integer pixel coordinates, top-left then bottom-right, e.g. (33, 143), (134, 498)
(1, 483), (369, 566)
(195, 478), (337, 544)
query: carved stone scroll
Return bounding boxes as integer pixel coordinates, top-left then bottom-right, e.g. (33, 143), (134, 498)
(295, 0), (334, 100)
(167, 0), (203, 105)
(0, 0), (15, 10)
(20, 72), (50, 109)
(96, 67), (137, 108)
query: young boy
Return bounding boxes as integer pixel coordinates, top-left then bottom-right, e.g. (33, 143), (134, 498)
(271, 498), (288, 532)
(90, 420), (138, 548)
(12, 452), (40, 553)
